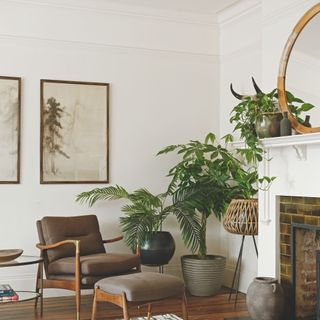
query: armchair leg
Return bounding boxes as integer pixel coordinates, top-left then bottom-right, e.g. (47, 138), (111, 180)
(75, 244), (81, 320)
(76, 289), (81, 320)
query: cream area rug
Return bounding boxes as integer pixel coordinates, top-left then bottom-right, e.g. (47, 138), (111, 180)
(117, 314), (182, 320)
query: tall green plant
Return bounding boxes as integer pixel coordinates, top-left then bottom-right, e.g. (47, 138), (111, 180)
(157, 133), (263, 258)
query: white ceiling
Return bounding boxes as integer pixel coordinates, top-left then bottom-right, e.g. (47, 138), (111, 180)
(108, 0), (240, 15)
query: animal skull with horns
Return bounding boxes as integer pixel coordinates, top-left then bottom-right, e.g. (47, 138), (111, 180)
(230, 77), (263, 100)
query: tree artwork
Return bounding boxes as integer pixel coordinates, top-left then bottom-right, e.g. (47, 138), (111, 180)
(43, 97), (70, 175)
(40, 80), (109, 183)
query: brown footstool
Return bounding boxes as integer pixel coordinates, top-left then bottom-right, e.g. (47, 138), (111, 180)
(91, 272), (188, 320)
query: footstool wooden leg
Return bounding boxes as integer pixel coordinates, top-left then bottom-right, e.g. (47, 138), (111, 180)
(122, 293), (130, 320)
(182, 291), (188, 320)
(91, 289), (97, 320)
(147, 303), (152, 320)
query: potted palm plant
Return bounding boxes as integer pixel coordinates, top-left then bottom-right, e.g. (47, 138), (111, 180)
(76, 186), (176, 266)
(157, 132), (255, 296)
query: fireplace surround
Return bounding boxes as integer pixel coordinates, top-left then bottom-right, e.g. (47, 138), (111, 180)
(253, 133), (320, 319)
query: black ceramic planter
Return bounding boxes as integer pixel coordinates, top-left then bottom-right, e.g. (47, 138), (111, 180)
(140, 231), (175, 266)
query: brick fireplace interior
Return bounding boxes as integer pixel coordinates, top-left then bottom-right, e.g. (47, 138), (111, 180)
(279, 195), (320, 319)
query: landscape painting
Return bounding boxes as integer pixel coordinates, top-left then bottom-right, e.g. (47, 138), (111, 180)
(40, 79), (109, 183)
(0, 76), (21, 183)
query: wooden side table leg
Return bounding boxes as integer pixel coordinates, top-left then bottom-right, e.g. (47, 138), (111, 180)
(34, 260), (44, 318)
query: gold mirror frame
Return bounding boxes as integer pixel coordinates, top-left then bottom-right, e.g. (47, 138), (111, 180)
(278, 3), (320, 133)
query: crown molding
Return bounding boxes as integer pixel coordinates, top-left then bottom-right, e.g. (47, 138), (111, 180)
(217, 0), (261, 28)
(5, 0), (219, 27)
(262, 0), (318, 26)
(0, 33), (219, 63)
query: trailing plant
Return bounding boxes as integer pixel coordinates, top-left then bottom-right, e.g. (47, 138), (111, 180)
(275, 90), (315, 124)
(76, 186), (174, 252)
(230, 88), (315, 163)
(229, 89), (278, 163)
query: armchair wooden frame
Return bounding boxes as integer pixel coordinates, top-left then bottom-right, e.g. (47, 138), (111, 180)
(35, 235), (138, 320)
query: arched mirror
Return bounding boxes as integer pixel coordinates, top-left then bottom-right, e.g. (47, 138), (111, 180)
(278, 3), (320, 133)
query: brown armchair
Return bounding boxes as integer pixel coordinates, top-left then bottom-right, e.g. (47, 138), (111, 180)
(36, 215), (141, 320)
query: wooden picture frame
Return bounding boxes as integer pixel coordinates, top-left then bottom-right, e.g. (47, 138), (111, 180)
(40, 79), (109, 184)
(0, 76), (21, 183)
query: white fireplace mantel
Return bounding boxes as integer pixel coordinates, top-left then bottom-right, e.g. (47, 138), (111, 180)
(260, 133), (320, 161)
(260, 132), (320, 147)
(256, 133), (320, 278)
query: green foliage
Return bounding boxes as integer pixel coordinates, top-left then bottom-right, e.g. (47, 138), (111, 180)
(274, 90), (315, 124)
(157, 133), (261, 257)
(76, 186), (172, 251)
(230, 89), (315, 163)
(230, 90), (278, 164)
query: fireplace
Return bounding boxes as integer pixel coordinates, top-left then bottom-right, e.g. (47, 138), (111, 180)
(292, 223), (320, 319)
(279, 196), (320, 319)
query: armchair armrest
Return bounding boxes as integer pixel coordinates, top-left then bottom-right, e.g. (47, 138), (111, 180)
(36, 240), (81, 295)
(36, 239), (80, 252)
(102, 235), (123, 244)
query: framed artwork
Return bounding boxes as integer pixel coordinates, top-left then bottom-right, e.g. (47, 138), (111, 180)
(0, 76), (21, 183)
(40, 79), (109, 183)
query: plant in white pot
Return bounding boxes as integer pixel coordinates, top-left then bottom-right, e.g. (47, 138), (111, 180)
(157, 133), (255, 296)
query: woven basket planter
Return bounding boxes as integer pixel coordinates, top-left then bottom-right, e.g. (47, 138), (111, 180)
(223, 199), (258, 236)
(181, 255), (226, 296)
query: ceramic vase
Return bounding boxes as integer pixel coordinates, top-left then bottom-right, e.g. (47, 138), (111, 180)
(303, 115), (311, 127)
(246, 277), (285, 320)
(255, 112), (283, 138)
(280, 111), (292, 136)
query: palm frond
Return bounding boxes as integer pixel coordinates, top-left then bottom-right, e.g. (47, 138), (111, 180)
(129, 188), (164, 208)
(120, 212), (159, 251)
(76, 185), (129, 207)
(172, 206), (201, 254)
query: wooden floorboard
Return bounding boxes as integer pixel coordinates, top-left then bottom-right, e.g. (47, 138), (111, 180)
(0, 288), (249, 320)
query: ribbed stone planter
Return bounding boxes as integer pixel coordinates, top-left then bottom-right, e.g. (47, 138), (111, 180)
(181, 255), (226, 296)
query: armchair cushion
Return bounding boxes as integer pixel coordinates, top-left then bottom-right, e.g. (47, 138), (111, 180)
(48, 253), (141, 277)
(40, 215), (106, 262)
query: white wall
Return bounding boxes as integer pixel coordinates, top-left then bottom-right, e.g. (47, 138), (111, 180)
(3, 0), (318, 298)
(218, 0), (262, 293)
(0, 0), (220, 295)
(218, 0), (320, 293)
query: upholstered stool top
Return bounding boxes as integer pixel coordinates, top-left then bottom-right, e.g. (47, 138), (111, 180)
(95, 272), (185, 302)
